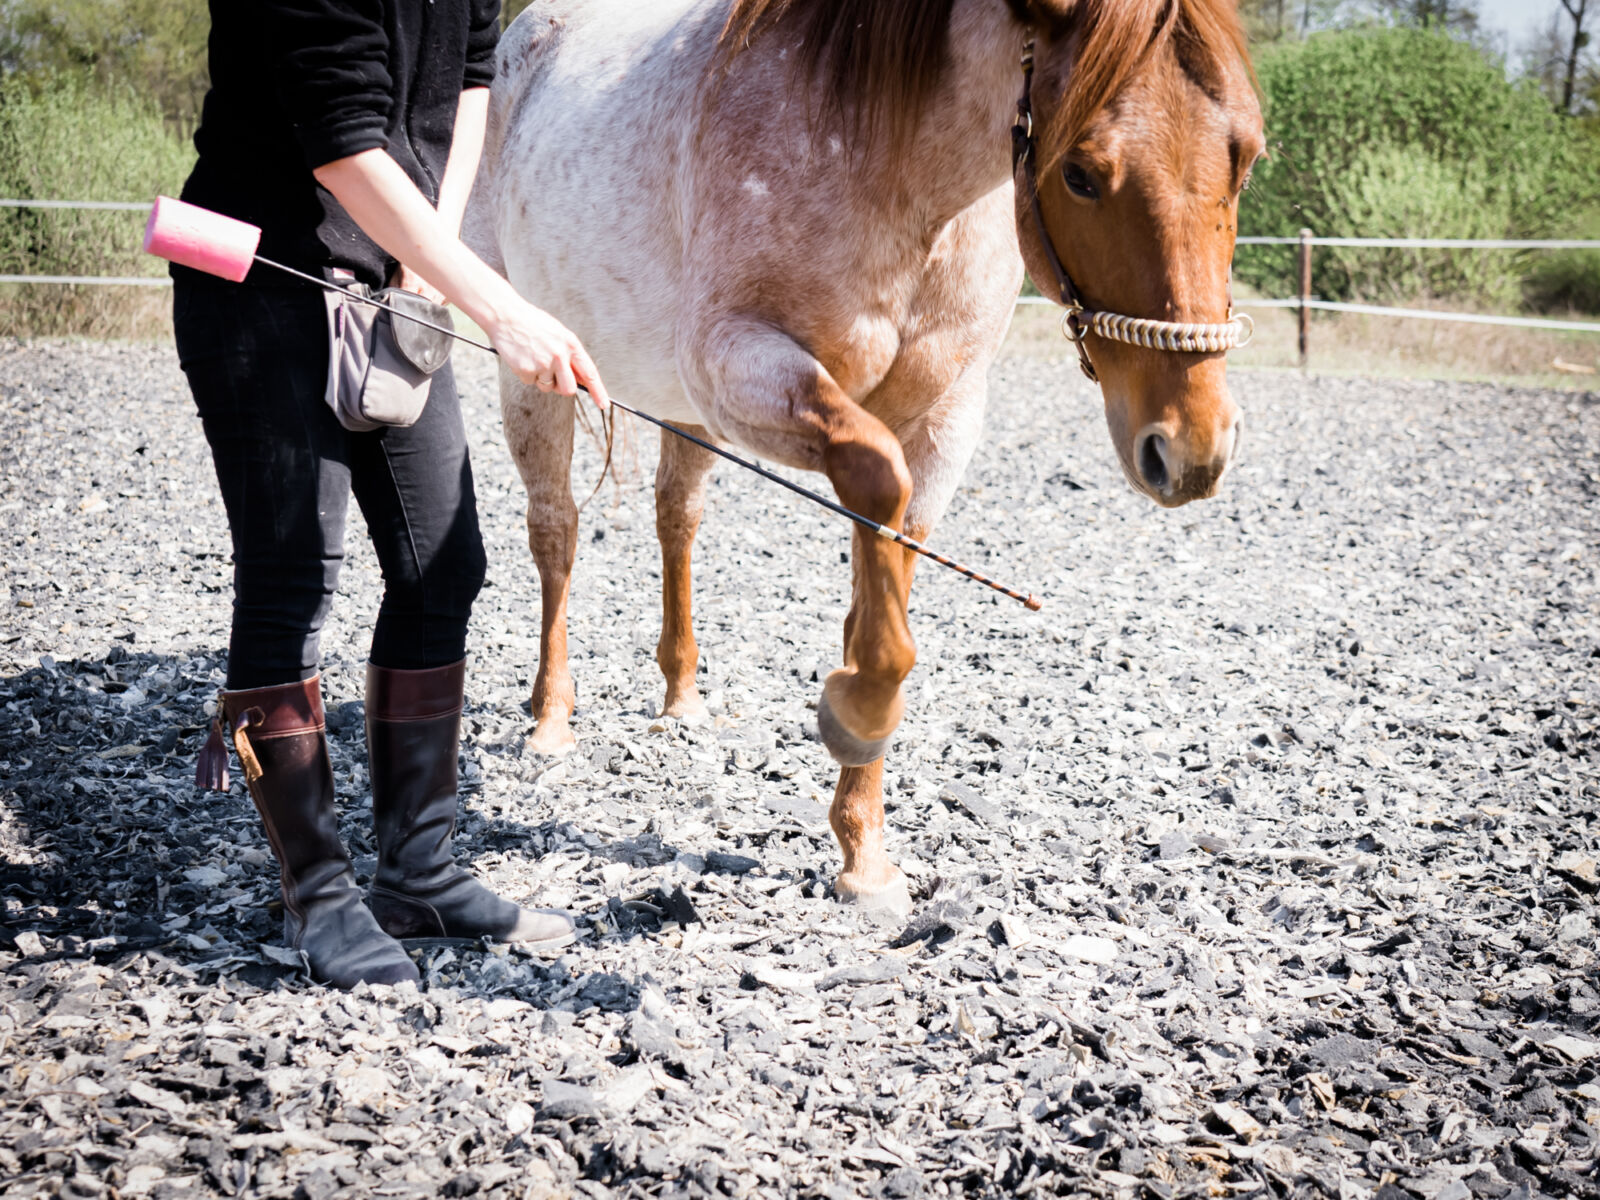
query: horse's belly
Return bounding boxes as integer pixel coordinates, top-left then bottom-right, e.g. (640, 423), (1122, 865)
(489, 0), (716, 426)
(498, 194), (695, 422)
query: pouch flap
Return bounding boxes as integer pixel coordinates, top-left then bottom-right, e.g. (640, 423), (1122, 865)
(375, 288), (454, 375)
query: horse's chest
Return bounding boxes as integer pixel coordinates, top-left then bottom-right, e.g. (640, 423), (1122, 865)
(817, 216), (1014, 406)
(810, 312), (906, 402)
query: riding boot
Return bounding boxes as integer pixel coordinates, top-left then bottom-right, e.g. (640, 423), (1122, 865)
(365, 661), (575, 948)
(197, 676), (420, 988)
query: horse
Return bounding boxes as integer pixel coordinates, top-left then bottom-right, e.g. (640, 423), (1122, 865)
(466, 0), (1263, 914)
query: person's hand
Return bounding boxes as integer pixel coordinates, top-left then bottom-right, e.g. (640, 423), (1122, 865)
(487, 300), (610, 412)
(391, 264), (447, 307)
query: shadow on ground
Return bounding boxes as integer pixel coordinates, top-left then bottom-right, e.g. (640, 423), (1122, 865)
(0, 647), (657, 991)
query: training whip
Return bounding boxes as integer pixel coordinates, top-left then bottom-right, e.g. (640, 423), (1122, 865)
(144, 196), (1042, 612)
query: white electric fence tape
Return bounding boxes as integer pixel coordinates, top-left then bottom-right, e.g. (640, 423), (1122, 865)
(1257, 299), (1600, 333)
(1238, 236), (1600, 249)
(3, 199), (1598, 333)
(0, 199), (153, 211)
(0, 274), (170, 286)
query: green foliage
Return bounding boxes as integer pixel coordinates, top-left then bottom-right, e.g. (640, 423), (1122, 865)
(1, 0), (210, 128)
(1316, 144), (1522, 306)
(1371, 0), (1480, 36)
(1237, 0), (1355, 43)
(0, 70), (194, 333)
(1237, 26), (1600, 307)
(502, 0), (537, 31)
(1525, 210), (1600, 315)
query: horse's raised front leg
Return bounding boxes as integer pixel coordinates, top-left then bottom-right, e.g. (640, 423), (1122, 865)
(690, 323), (916, 762)
(833, 372), (989, 912)
(500, 367), (580, 756)
(684, 320), (917, 903)
(655, 426), (716, 722)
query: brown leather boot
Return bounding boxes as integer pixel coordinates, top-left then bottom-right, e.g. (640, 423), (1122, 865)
(196, 676), (420, 988)
(365, 660), (575, 949)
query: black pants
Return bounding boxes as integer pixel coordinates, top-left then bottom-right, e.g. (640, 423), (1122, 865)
(174, 277), (487, 690)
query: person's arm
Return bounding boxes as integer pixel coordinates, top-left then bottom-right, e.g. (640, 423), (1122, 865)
(316, 149), (607, 404)
(438, 88), (489, 236)
(394, 87), (488, 304)
(264, 0), (601, 402)
(452, 0), (500, 224)
(397, 0), (496, 294)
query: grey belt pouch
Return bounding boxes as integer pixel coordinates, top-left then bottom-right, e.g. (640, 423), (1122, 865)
(324, 284), (455, 432)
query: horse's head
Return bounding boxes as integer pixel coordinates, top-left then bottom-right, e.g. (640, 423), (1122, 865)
(1014, 0), (1262, 508)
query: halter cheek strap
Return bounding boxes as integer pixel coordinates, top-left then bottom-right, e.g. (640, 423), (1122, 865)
(1010, 40), (1253, 383)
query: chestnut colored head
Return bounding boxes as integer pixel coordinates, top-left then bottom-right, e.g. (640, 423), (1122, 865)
(1016, 0), (1263, 507)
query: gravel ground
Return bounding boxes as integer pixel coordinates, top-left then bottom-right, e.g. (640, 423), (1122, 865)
(1, 335), (1598, 1200)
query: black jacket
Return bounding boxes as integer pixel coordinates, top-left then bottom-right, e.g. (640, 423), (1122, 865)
(179, 0), (501, 289)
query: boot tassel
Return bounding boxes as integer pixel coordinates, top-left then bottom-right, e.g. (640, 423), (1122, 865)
(195, 716), (230, 791)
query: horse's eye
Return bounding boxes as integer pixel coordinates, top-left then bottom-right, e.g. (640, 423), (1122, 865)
(1062, 163), (1099, 200)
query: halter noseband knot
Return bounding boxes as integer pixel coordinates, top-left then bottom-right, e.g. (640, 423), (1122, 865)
(1013, 40), (1253, 382)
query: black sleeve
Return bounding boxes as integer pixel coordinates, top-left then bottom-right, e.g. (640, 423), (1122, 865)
(464, 0), (502, 90)
(263, 0), (394, 170)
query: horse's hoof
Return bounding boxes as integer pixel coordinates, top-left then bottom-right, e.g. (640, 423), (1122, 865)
(660, 692), (710, 726)
(817, 692), (891, 766)
(834, 865), (912, 918)
(526, 718), (577, 757)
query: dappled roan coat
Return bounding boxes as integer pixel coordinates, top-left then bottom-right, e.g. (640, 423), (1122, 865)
(465, 0), (1261, 912)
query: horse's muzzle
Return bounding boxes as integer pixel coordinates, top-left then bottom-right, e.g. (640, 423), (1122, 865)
(1133, 413), (1241, 505)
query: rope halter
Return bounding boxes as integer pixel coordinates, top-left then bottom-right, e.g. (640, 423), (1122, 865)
(1063, 306), (1254, 358)
(1013, 41), (1254, 382)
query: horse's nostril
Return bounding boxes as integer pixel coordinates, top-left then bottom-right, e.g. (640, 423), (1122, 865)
(1138, 432), (1170, 493)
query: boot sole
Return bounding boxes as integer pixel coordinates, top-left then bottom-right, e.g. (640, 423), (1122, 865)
(396, 931), (577, 954)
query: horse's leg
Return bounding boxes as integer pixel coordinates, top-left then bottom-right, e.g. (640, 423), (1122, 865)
(500, 367), (580, 756)
(832, 374), (989, 912)
(700, 337), (915, 759)
(654, 426), (716, 722)
(687, 322), (918, 899)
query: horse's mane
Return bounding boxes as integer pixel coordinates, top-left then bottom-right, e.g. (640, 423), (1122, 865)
(1043, 0), (1253, 166)
(717, 0), (960, 150)
(717, 0), (1251, 157)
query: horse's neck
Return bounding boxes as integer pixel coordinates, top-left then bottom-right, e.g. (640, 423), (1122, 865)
(895, 0), (1025, 227)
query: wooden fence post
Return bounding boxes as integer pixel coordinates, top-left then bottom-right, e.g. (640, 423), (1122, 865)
(1298, 227), (1312, 368)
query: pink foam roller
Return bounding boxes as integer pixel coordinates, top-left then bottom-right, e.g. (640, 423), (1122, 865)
(143, 196), (261, 283)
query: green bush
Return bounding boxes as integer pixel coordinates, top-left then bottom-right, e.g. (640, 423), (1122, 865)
(1524, 211), (1600, 315)
(502, 0), (537, 30)
(1317, 143), (1522, 307)
(1237, 26), (1600, 308)
(0, 0), (211, 129)
(0, 71), (194, 275)
(0, 71), (194, 334)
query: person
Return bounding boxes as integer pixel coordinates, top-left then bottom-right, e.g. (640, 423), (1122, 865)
(173, 0), (607, 989)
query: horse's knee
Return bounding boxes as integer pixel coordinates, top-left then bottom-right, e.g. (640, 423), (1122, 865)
(655, 438), (714, 543)
(824, 430), (912, 526)
(655, 504), (702, 555)
(526, 503), (577, 575)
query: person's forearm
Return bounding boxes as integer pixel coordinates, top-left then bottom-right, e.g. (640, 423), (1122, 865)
(313, 148), (517, 331)
(437, 88), (489, 236)
(312, 144), (611, 406)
